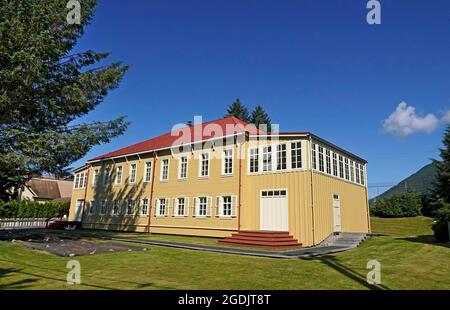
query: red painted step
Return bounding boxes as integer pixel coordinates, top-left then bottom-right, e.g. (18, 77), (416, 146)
(219, 230), (302, 248)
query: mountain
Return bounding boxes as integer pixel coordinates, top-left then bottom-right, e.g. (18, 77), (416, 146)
(371, 162), (438, 203)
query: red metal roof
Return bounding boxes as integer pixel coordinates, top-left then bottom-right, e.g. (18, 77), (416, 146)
(89, 117), (264, 161)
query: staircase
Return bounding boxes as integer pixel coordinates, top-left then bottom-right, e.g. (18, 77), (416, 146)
(218, 231), (302, 248)
(320, 232), (368, 248)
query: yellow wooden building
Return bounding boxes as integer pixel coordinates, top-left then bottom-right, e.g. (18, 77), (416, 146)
(69, 117), (370, 247)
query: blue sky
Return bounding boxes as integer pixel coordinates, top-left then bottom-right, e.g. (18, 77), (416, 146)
(72, 0), (449, 197)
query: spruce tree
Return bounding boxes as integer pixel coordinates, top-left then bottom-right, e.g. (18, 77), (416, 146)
(225, 98), (250, 122)
(250, 105), (272, 132)
(434, 125), (450, 203)
(0, 1), (129, 199)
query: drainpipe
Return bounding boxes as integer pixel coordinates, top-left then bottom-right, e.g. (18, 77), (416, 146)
(308, 135), (316, 245)
(146, 151), (157, 233)
(364, 163), (371, 233)
(237, 137), (244, 232)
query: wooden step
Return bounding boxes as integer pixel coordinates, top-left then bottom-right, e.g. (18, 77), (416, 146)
(235, 232), (292, 238)
(219, 239), (301, 247)
(219, 230), (302, 248)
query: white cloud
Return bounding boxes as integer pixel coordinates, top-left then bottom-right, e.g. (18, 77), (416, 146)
(442, 110), (450, 124)
(383, 102), (439, 137)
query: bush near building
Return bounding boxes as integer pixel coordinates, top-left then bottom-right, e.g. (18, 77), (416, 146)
(0, 200), (69, 219)
(370, 191), (422, 218)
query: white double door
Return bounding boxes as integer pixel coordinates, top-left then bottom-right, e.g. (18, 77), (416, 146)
(260, 190), (288, 231)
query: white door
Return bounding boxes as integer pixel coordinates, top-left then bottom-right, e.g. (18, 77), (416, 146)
(74, 199), (84, 221)
(333, 194), (341, 232)
(260, 190), (288, 231)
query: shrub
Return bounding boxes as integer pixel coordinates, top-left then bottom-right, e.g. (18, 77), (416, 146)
(431, 200), (450, 242)
(0, 200), (70, 219)
(370, 191), (422, 218)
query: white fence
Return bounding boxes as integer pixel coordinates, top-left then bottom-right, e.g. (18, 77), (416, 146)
(0, 218), (47, 230)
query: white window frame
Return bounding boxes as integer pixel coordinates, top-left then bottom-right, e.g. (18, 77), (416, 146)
(115, 166), (123, 185)
(160, 159), (169, 181)
(199, 153), (210, 178)
(155, 198), (168, 217)
(103, 167), (110, 186)
(129, 163), (137, 184)
(325, 149), (331, 175)
(311, 143), (317, 170)
(318, 145), (325, 172)
(88, 200), (95, 215)
(144, 161), (152, 183)
(141, 198), (149, 216)
(262, 145), (273, 172)
(249, 147), (259, 173)
(173, 197), (188, 217)
(126, 199), (134, 215)
(92, 169), (99, 187)
(222, 149), (234, 175)
(193, 196), (211, 217)
(178, 156), (188, 180)
(100, 200), (107, 215)
(216, 195), (237, 218)
(290, 141), (302, 170)
(112, 200), (120, 216)
(276, 144), (287, 171)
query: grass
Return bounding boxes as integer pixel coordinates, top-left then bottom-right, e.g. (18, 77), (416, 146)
(0, 216), (449, 290)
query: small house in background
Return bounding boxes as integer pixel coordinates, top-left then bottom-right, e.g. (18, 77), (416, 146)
(19, 176), (73, 203)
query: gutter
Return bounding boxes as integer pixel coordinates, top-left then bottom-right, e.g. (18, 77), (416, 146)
(146, 152), (157, 233)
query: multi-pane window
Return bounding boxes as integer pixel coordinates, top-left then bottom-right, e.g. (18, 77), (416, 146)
(250, 148), (259, 173)
(318, 146), (324, 172)
(276, 144), (287, 170)
(179, 156), (188, 179)
(197, 197), (208, 216)
(129, 164), (137, 183)
(74, 172), (87, 189)
(126, 199), (134, 215)
(157, 198), (167, 216)
(141, 198), (149, 216)
(160, 159), (169, 181)
(175, 197), (186, 216)
(88, 201), (95, 215)
(93, 169), (99, 187)
(325, 150), (331, 174)
(115, 166), (123, 185)
(100, 200), (107, 215)
(112, 200), (120, 215)
(262, 146), (272, 172)
(338, 155), (344, 179)
(103, 167), (110, 186)
(332, 153), (338, 177)
(355, 163), (361, 184)
(350, 161), (355, 182)
(200, 153), (209, 177)
(360, 164), (365, 185)
(222, 196), (232, 217)
(223, 149), (233, 175)
(312, 143), (317, 170)
(344, 158), (350, 180)
(291, 142), (302, 169)
(144, 161), (152, 182)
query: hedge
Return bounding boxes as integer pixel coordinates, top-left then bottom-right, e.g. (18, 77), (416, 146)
(432, 200), (450, 242)
(0, 200), (70, 219)
(370, 191), (422, 218)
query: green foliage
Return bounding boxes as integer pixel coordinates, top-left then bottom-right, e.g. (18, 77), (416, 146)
(0, 0), (129, 199)
(430, 199), (450, 242)
(370, 191), (422, 218)
(0, 200), (69, 219)
(250, 104), (272, 132)
(225, 98), (250, 122)
(434, 125), (450, 203)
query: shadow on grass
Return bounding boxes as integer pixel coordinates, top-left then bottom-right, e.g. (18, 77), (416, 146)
(398, 235), (450, 249)
(0, 267), (38, 289)
(305, 256), (390, 290)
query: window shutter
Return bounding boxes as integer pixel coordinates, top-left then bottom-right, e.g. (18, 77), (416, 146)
(207, 196), (212, 217)
(218, 196), (224, 217)
(216, 196), (221, 217)
(165, 198), (170, 217)
(193, 197), (198, 217)
(155, 199), (159, 216)
(173, 198), (178, 217)
(184, 197), (189, 217)
(231, 196), (238, 217)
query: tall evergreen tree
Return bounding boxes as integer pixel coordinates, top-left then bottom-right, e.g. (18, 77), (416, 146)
(250, 105), (272, 132)
(433, 125), (450, 202)
(0, 0), (129, 199)
(225, 98), (250, 122)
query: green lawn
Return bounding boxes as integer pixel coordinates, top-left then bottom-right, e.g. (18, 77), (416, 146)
(0, 217), (449, 290)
